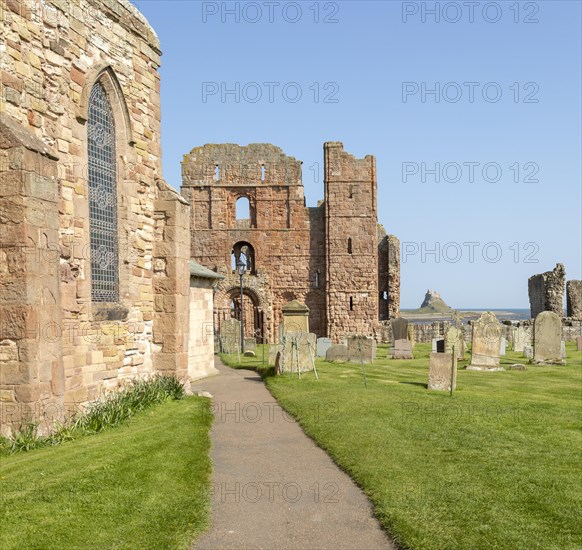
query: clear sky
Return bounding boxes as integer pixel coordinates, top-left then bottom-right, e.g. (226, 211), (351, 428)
(136, 0), (581, 309)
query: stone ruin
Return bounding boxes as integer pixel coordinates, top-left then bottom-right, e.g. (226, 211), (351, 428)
(528, 263), (566, 319)
(566, 280), (582, 320)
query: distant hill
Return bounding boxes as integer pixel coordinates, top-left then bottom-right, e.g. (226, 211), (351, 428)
(409, 289), (454, 314)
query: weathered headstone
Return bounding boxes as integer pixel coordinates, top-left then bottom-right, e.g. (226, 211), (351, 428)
(428, 352), (457, 391)
(391, 317), (409, 343)
(220, 318), (241, 353)
(445, 326), (464, 359)
(467, 312), (503, 371)
(533, 311), (564, 365)
(268, 343), (283, 366)
(577, 336), (582, 351)
(392, 339), (413, 359)
(281, 301), (310, 335)
(513, 325), (531, 353)
(561, 340), (566, 360)
(326, 344), (349, 362)
(431, 338), (438, 352)
(316, 337), (333, 357)
(282, 332), (316, 373)
(244, 337), (257, 353)
(407, 324), (416, 347)
(523, 345), (533, 359)
(436, 339), (445, 353)
(499, 337), (507, 356)
(347, 335), (376, 364)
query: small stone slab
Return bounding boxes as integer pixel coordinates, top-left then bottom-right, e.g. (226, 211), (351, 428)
(428, 352), (457, 391)
(508, 364), (527, 371)
(326, 344), (349, 362)
(316, 337), (333, 357)
(392, 339), (413, 360)
(577, 336), (582, 351)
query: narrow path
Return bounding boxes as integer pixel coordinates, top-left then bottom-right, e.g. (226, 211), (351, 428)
(192, 359), (395, 550)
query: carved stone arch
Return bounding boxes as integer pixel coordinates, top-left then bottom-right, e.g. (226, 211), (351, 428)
(76, 64), (135, 146)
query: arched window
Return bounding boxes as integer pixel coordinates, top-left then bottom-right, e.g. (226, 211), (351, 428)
(315, 269), (320, 288)
(88, 81), (119, 302)
(236, 196), (250, 220)
(231, 242), (255, 274)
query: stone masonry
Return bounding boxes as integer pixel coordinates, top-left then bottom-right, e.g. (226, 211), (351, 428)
(182, 142), (400, 343)
(528, 263), (566, 319)
(0, 0), (207, 434)
(566, 280), (582, 320)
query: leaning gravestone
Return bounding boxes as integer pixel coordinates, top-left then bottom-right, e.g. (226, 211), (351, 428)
(220, 318), (241, 354)
(428, 352), (457, 391)
(347, 335), (376, 364)
(326, 344), (349, 362)
(513, 325), (531, 353)
(282, 332), (316, 373)
(533, 311), (565, 365)
(268, 343), (283, 366)
(391, 317), (409, 343)
(467, 312), (503, 371)
(392, 339), (413, 359)
(316, 337), (333, 357)
(445, 326), (465, 359)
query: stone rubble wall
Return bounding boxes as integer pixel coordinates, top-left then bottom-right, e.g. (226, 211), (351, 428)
(528, 263), (566, 318)
(566, 280), (582, 320)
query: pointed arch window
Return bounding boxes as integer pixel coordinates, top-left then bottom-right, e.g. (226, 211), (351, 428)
(88, 81), (119, 302)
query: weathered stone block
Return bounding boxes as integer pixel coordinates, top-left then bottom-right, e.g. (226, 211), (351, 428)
(428, 352), (457, 391)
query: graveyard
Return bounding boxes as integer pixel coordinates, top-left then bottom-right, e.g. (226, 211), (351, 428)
(222, 340), (582, 550)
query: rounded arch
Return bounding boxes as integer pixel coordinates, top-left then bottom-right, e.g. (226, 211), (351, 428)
(77, 64), (135, 145)
(231, 241), (256, 275)
(215, 285), (267, 343)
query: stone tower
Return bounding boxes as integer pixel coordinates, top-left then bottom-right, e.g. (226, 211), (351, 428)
(324, 142), (379, 341)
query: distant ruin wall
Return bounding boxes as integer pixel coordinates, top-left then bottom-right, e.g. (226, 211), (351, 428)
(528, 263), (565, 319)
(566, 280), (582, 320)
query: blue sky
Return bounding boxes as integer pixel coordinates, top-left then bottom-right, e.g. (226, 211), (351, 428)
(136, 0), (581, 309)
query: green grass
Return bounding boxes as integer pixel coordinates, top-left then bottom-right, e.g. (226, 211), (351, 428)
(265, 342), (582, 550)
(220, 344), (274, 376)
(0, 397), (213, 550)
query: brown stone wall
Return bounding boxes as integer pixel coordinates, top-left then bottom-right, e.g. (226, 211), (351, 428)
(566, 280), (582, 320)
(0, 0), (193, 432)
(324, 142), (378, 341)
(528, 263), (566, 319)
(182, 143), (327, 342)
(378, 227), (400, 321)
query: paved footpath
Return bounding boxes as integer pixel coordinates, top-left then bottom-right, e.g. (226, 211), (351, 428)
(192, 359), (395, 550)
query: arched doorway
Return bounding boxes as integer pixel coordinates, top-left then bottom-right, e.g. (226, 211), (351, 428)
(223, 287), (265, 344)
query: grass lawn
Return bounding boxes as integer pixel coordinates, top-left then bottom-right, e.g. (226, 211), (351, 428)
(258, 342), (582, 550)
(0, 396), (212, 550)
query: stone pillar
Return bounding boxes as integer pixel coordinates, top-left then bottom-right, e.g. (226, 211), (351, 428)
(0, 114), (64, 435)
(566, 280), (582, 320)
(152, 179), (191, 384)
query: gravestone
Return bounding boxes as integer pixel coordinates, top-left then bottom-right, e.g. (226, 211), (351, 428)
(513, 326), (531, 353)
(523, 345), (533, 359)
(428, 352), (457, 391)
(268, 344), (283, 366)
(244, 337), (257, 353)
(282, 332), (316, 373)
(499, 337), (507, 356)
(533, 311), (564, 365)
(347, 335), (376, 364)
(561, 341), (566, 359)
(392, 339), (413, 359)
(431, 339), (438, 352)
(220, 318), (241, 354)
(407, 324), (416, 347)
(577, 336), (582, 351)
(445, 326), (464, 359)
(326, 344), (349, 362)
(316, 337), (333, 357)
(281, 300), (310, 335)
(436, 339), (445, 353)
(391, 317), (409, 343)
(467, 312), (503, 371)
